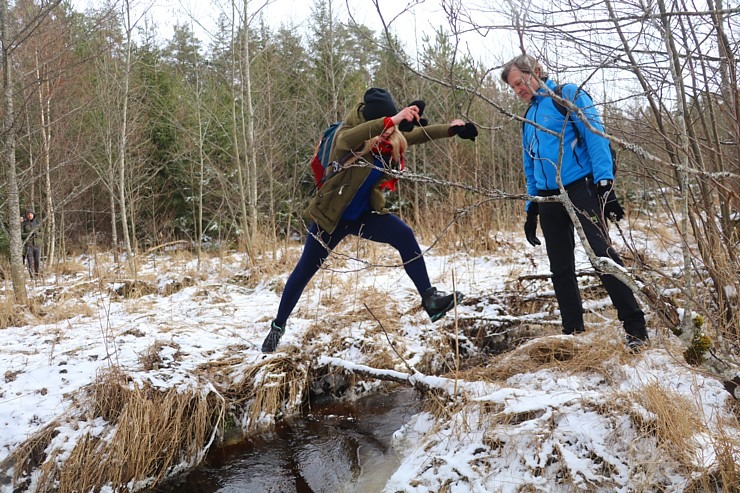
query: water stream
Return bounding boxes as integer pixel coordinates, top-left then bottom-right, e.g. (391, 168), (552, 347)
(154, 387), (420, 493)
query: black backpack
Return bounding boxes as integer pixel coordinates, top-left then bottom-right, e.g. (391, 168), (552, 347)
(552, 84), (618, 176)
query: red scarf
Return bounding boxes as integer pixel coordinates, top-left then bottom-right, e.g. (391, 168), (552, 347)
(373, 140), (405, 191)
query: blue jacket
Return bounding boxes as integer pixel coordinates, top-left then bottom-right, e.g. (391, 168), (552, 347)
(523, 79), (614, 211)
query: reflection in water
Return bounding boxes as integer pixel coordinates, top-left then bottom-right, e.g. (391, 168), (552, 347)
(154, 388), (419, 493)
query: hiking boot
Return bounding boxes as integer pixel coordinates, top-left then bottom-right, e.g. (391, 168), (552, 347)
(626, 334), (649, 354)
(261, 321), (285, 353)
(562, 326), (585, 335)
(422, 287), (464, 322)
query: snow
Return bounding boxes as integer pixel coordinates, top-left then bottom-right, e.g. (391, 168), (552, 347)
(0, 226), (737, 492)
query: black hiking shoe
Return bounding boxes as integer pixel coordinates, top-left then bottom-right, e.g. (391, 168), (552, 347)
(261, 321), (285, 353)
(422, 287), (464, 322)
(626, 334), (649, 354)
(562, 326), (585, 335)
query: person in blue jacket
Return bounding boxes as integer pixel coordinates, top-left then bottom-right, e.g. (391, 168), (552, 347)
(501, 54), (649, 351)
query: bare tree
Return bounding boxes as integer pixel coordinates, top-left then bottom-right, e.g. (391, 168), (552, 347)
(241, 0), (259, 257)
(117, 0), (135, 271)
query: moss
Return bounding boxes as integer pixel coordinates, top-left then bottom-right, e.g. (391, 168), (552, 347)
(684, 332), (712, 366)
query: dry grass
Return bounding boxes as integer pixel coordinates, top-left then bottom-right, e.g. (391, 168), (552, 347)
(411, 201), (516, 255)
(52, 261), (87, 276)
(301, 320), (338, 346)
(295, 282), (404, 371)
(160, 276), (196, 296)
(157, 247), (195, 265)
(222, 355), (309, 432)
(0, 421), (59, 489)
(19, 368), (224, 493)
(622, 382), (740, 491)
(364, 346), (397, 371)
(627, 382), (705, 469)
(356, 286), (404, 326)
(89, 259), (128, 287)
(112, 280), (157, 298)
(55, 280), (100, 299)
(704, 417), (740, 492)
(138, 340), (183, 371)
(43, 299), (94, 323)
(458, 332), (619, 384)
(0, 296), (31, 329)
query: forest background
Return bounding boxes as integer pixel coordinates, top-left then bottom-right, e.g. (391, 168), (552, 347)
(0, 0), (738, 368)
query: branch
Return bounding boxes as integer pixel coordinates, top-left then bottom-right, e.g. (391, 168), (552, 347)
(318, 356), (471, 398)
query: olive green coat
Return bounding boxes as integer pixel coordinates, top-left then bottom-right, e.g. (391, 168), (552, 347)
(306, 102), (452, 233)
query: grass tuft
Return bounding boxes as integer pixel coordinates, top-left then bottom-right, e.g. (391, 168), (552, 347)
(223, 355), (309, 432)
(22, 368), (224, 492)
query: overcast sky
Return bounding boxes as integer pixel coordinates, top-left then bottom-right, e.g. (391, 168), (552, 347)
(70, 0), (510, 66)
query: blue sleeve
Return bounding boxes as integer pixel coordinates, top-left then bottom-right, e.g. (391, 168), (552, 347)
(560, 84), (614, 182)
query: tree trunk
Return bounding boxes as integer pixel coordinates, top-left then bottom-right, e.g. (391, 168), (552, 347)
(36, 53), (56, 270)
(1, 0), (28, 303)
(656, 0), (696, 337)
(118, 0), (135, 275)
(230, 0), (250, 257)
(195, 69), (204, 269)
(109, 162), (118, 263)
(242, 0), (259, 255)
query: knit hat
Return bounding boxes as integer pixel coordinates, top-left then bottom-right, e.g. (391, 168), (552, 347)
(362, 88), (397, 122)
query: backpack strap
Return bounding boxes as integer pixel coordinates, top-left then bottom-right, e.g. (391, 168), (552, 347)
(552, 84), (583, 146)
(321, 144), (364, 185)
(553, 84), (618, 177)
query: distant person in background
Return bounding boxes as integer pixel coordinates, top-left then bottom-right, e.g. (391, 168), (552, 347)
(501, 54), (649, 352)
(260, 87), (478, 353)
(21, 209), (41, 278)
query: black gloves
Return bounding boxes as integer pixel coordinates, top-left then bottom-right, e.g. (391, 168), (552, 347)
(449, 122), (478, 141)
(524, 203), (541, 247)
(596, 180), (625, 222)
(398, 100), (428, 132)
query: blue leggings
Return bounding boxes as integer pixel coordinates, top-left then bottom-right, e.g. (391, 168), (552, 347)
(274, 212), (431, 327)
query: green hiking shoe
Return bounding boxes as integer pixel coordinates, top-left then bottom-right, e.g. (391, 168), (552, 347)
(261, 321), (285, 353)
(422, 287), (464, 322)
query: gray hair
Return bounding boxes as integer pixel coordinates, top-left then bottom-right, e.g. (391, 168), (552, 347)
(501, 55), (549, 84)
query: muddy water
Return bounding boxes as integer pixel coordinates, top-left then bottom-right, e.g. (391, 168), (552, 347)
(154, 388), (420, 493)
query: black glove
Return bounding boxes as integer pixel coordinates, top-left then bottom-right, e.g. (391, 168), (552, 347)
(596, 180), (625, 222)
(399, 100), (428, 132)
(410, 99), (425, 115)
(448, 122), (478, 141)
(524, 203), (541, 246)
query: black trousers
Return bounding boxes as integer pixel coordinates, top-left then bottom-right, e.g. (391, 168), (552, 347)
(25, 246), (40, 276)
(538, 178), (646, 338)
